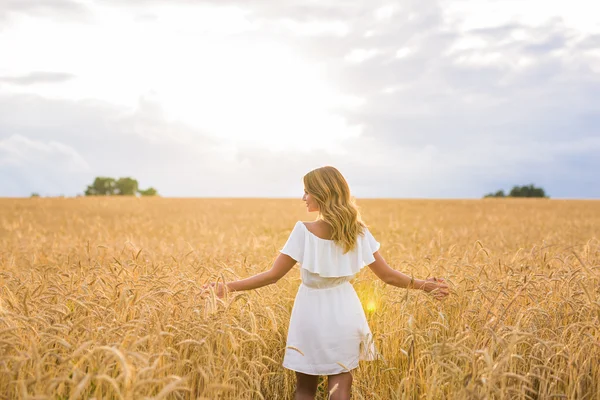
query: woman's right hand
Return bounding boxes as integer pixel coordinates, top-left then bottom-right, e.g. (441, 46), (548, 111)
(201, 282), (230, 299)
(421, 277), (449, 300)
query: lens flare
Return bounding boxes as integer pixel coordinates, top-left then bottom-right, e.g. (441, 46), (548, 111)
(366, 300), (376, 312)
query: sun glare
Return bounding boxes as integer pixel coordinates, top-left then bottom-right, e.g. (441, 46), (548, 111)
(158, 40), (363, 153)
(1, 3), (363, 154)
(366, 300), (377, 312)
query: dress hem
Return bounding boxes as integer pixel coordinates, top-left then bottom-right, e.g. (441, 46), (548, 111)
(282, 360), (361, 376)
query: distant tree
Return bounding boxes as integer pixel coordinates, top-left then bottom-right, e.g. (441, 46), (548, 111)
(31, 193), (40, 197)
(115, 177), (139, 195)
(484, 190), (505, 198)
(138, 187), (158, 196)
(484, 184), (548, 198)
(84, 176), (158, 196)
(509, 184), (547, 198)
(85, 177), (117, 196)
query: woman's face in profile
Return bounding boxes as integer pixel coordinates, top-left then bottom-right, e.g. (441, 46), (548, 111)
(302, 188), (319, 213)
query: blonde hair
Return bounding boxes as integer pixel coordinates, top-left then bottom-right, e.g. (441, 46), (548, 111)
(303, 166), (367, 254)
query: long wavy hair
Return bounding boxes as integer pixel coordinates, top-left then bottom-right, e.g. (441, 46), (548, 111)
(303, 166), (367, 254)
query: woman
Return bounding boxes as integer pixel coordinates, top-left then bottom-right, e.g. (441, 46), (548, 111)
(203, 166), (450, 400)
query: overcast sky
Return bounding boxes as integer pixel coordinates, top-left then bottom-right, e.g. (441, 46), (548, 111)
(1, 0), (599, 198)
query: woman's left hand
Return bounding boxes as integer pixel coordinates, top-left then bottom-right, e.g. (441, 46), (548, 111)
(422, 277), (449, 300)
(202, 282), (230, 298)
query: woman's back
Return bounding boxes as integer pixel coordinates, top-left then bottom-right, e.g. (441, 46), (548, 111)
(280, 220), (382, 376)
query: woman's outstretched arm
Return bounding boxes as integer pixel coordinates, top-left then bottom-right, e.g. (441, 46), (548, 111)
(367, 251), (450, 300)
(203, 253), (297, 297)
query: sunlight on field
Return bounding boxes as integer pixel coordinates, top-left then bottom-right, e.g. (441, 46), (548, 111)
(0, 198), (599, 398)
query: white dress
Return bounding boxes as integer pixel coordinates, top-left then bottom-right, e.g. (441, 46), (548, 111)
(280, 221), (382, 376)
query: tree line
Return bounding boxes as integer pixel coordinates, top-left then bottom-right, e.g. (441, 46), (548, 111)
(484, 184), (548, 198)
(84, 177), (158, 196)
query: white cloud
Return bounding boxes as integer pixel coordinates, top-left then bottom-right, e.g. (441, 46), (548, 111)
(0, 133), (91, 196)
(374, 5), (397, 21)
(443, 0), (600, 34)
(0, 134), (90, 171)
(344, 48), (380, 63)
(395, 47), (412, 59)
(0, 71), (75, 85)
(278, 18), (350, 37)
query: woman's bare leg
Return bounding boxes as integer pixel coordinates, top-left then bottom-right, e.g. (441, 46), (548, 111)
(295, 372), (319, 400)
(327, 371), (352, 400)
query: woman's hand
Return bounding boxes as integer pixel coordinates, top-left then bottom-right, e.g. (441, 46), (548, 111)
(420, 277), (449, 300)
(201, 282), (230, 299)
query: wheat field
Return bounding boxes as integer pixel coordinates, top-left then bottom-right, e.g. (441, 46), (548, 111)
(0, 198), (599, 399)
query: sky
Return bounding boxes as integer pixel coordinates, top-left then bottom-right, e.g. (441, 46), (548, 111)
(0, 0), (599, 199)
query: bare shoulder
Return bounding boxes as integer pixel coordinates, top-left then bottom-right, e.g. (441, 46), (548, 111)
(302, 220), (329, 230)
(302, 220), (333, 240)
